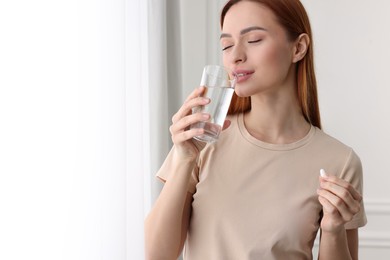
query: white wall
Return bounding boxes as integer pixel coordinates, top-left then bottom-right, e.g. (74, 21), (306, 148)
(302, 1), (390, 257)
(179, 0), (390, 258)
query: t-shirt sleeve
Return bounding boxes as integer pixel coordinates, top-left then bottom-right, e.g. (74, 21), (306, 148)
(156, 147), (200, 194)
(339, 149), (367, 229)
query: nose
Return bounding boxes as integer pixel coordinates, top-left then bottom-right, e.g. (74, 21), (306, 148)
(231, 43), (247, 65)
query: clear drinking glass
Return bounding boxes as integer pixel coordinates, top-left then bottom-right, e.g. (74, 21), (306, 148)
(191, 65), (237, 143)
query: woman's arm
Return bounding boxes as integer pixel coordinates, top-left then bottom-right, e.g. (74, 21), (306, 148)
(317, 171), (362, 260)
(347, 229), (359, 259)
(318, 228), (358, 260)
(145, 87), (210, 260)
(144, 156), (195, 260)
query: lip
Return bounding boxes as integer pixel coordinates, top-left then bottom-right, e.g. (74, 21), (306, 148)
(233, 69), (254, 83)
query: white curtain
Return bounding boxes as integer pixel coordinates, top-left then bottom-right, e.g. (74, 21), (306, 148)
(0, 0), (174, 259)
(127, 0), (181, 257)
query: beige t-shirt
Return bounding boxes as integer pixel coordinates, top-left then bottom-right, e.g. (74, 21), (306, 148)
(157, 113), (367, 260)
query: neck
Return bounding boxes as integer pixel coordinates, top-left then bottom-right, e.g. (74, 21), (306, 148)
(244, 89), (310, 144)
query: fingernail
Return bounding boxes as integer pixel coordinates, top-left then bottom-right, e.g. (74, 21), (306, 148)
(202, 113), (210, 119)
(320, 169), (327, 178)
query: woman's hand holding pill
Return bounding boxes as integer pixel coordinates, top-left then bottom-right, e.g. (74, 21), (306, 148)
(317, 169), (362, 234)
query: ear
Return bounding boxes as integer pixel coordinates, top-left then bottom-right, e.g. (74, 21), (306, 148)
(292, 33), (310, 63)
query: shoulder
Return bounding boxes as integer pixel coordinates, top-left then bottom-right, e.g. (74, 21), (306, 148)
(311, 127), (355, 155)
(311, 127), (362, 178)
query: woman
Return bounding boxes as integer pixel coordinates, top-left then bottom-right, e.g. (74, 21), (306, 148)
(145, 0), (367, 259)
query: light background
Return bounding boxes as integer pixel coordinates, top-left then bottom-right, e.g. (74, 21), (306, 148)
(0, 1), (389, 259)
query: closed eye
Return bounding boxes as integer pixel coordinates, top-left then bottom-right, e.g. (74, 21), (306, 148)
(248, 39), (262, 43)
(222, 45), (233, 51)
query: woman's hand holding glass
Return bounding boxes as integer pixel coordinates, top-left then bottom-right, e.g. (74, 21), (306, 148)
(169, 86), (211, 161)
(317, 172), (362, 234)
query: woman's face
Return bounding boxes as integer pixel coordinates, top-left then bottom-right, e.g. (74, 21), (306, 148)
(221, 1), (297, 97)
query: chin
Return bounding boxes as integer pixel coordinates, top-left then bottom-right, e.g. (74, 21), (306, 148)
(234, 87), (252, 98)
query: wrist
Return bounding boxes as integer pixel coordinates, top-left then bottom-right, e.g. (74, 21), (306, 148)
(320, 218), (346, 235)
(321, 227), (347, 242)
(173, 149), (198, 164)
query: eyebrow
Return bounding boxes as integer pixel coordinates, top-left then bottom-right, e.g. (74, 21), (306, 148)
(220, 26), (267, 39)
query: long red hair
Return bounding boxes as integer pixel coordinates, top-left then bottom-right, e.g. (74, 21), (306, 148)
(221, 0), (321, 129)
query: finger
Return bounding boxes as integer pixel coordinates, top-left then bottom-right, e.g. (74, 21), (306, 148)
(319, 178), (360, 212)
(172, 127), (205, 144)
(170, 113), (210, 135)
(318, 183), (361, 220)
(320, 175), (362, 202)
(184, 86), (205, 103)
(172, 96), (210, 124)
(318, 194), (341, 218)
(317, 188), (355, 222)
(171, 86), (205, 124)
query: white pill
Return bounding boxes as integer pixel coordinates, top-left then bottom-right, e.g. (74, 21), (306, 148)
(320, 169), (327, 177)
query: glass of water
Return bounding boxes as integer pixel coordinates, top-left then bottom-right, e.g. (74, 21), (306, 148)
(191, 65), (237, 143)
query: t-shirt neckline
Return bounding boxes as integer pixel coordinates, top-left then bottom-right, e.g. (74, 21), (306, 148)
(237, 112), (316, 151)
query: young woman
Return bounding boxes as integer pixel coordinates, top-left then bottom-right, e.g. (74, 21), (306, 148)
(145, 0), (367, 259)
